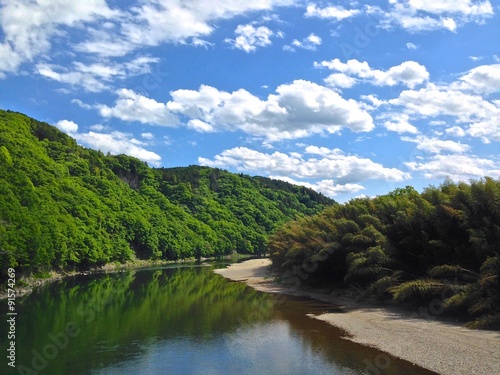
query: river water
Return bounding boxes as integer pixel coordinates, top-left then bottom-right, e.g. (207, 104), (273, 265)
(1, 264), (437, 375)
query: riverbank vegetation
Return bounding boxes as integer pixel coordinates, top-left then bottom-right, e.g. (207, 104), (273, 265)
(0, 109), (332, 282)
(268, 179), (500, 329)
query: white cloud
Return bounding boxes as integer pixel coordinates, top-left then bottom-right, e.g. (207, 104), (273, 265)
(268, 176), (365, 197)
(389, 84), (499, 124)
(36, 57), (159, 92)
(403, 0), (493, 16)
(0, 0), (297, 74)
(37, 64), (110, 93)
(405, 154), (500, 181)
(97, 89), (180, 126)
(316, 59), (429, 88)
(383, 114), (419, 134)
(0, 0), (119, 74)
(304, 3), (360, 21)
(441, 17), (457, 31)
(467, 121), (500, 143)
(452, 64), (500, 94)
(429, 120), (447, 126)
(55, 120), (79, 134)
(406, 42), (418, 50)
(141, 132), (154, 140)
(360, 95), (387, 109)
(285, 33), (322, 51)
(372, 0), (494, 33)
(76, 131), (161, 166)
(401, 135), (470, 153)
(89, 124), (105, 131)
(77, 0), (296, 58)
(199, 145), (410, 184)
(191, 37), (214, 49)
(187, 119), (215, 132)
(0, 43), (23, 76)
(323, 73), (357, 89)
(74, 32), (136, 58)
(168, 80), (374, 141)
(93, 81), (373, 141)
(52, 118), (160, 165)
(445, 126), (466, 137)
(225, 24), (274, 52)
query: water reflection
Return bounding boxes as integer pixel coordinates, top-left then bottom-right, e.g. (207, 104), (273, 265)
(0, 266), (436, 375)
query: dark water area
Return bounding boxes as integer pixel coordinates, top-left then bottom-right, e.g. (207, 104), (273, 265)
(0, 264), (437, 375)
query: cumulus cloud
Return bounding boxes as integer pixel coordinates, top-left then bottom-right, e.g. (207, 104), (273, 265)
(36, 56), (159, 92)
(55, 120), (79, 134)
(369, 0), (494, 33)
(268, 175), (365, 197)
(77, 0), (296, 57)
(284, 33), (322, 51)
(191, 37), (214, 49)
(76, 131), (161, 166)
(316, 59), (429, 88)
(97, 89), (179, 126)
(452, 64), (500, 94)
(92, 80), (374, 142)
(467, 121), (500, 143)
(141, 132), (154, 139)
(445, 126), (466, 137)
(401, 135), (470, 153)
(389, 84), (499, 124)
(405, 154), (500, 181)
(304, 3), (360, 21)
(0, 0), (297, 75)
(199, 145), (410, 184)
(0, 0), (120, 74)
(53, 118), (161, 165)
(382, 114), (419, 134)
(401, 0), (493, 16)
(225, 24), (274, 52)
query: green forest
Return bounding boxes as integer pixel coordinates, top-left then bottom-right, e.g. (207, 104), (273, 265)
(0, 109), (332, 281)
(268, 179), (500, 329)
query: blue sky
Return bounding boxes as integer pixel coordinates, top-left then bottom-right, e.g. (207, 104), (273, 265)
(0, 0), (499, 202)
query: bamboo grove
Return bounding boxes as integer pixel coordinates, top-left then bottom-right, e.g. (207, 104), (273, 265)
(268, 180), (500, 329)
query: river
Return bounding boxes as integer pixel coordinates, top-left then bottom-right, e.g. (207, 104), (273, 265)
(1, 263), (437, 374)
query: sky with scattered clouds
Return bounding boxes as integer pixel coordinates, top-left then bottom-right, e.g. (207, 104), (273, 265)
(1, 0), (499, 201)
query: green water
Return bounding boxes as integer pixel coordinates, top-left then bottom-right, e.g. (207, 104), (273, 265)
(1, 265), (437, 375)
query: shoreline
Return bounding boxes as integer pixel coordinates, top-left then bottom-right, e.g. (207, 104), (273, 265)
(214, 258), (500, 375)
(0, 255), (245, 300)
(0, 259), (179, 300)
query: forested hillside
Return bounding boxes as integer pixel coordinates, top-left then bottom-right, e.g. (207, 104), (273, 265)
(0, 109), (333, 281)
(268, 180), (500, 329)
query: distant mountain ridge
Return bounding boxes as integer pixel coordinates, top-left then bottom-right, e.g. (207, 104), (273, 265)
(0, 109), (334, 280)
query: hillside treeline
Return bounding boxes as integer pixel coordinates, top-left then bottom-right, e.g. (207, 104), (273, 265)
(0, 109), (332, 280)
(268, 180), (500, 329)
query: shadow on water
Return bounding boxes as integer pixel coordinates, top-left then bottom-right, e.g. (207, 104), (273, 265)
(0, 265), (437, 375)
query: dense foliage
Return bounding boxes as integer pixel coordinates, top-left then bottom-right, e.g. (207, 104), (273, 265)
(268, 180), (500, 329)
(0, 109), (333, 280)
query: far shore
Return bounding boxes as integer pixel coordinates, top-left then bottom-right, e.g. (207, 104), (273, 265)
(0, 255), (245, 300)
(0, 259), (178, 300)
(214, 258), (500, 375)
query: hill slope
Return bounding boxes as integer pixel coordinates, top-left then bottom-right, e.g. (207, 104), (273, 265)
(0, 109), (333, 279)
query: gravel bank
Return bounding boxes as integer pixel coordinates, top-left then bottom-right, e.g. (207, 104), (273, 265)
(214, 259), (500, 375)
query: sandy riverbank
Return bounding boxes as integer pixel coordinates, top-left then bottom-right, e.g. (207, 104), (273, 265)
(214, 258), (500, 375)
